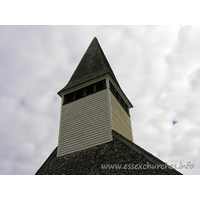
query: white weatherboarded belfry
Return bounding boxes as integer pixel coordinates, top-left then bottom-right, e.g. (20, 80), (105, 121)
(57, 37), (133, 157)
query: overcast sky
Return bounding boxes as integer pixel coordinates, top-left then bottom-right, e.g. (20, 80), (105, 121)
(0, 25), (200, 175)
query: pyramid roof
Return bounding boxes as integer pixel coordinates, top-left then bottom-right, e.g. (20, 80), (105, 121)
(58, 37), (120, 95)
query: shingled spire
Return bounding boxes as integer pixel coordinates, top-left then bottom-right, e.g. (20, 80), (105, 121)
(58, 37), (120, 95)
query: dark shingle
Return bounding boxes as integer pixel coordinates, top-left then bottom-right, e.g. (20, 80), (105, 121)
(36, 131), (182, 175)
(58, 37), (120, 95)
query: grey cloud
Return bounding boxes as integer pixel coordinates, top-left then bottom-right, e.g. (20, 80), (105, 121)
(1, 26), (200, 175)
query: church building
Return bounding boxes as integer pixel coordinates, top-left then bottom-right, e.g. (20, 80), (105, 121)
(36, 37), (182, 175)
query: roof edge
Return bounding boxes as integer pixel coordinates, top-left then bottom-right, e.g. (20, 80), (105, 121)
(57, 73), (133, 108)
(58, 73), (112, 96)
(35, 147), (58, 175)
(112, 130), (182, 175)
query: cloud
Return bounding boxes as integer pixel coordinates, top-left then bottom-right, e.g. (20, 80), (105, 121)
(0, 26), (200, 175)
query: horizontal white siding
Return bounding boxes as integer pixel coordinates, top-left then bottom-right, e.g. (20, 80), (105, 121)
(57, 89), (112, 157)
(110, 91), (133, 142)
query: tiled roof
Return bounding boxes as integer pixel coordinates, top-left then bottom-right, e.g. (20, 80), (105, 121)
(58, 37), (120, 95)
(35, 131), (182, 175)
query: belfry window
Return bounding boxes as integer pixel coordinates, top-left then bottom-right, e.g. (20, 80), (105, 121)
(110, 82), (116, 95)
(63, 79), (106, 105)
(96, 79), (106, 92)
(86, 84), (94, 95)
(75, 89), (83, 100)
(64, 92), (74, 104)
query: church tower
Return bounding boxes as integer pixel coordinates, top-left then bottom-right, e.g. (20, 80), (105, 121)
(57, 37), (133, 157)
(36, 37), (182, 175)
